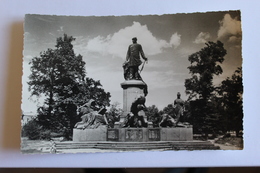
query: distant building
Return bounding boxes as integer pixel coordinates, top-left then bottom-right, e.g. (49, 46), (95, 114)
(21, 112), (36, 126)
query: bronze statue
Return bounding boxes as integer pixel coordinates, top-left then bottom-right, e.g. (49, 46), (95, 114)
(159, 114), (176, 127)
(123, 95), (148, 128)
(74, 100), (108, 129)
(159, 92), (185, 127)
(74, 99), (96, 129)
(90, 107), (109, 129)
(123, 37), (148, 80)
(123, 37), (149, 96)
(173, 92), (185, 126)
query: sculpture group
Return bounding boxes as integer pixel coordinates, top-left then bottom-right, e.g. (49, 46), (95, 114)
(74, 37), (186, 130)
(74, 99), (108, 129)
(159, 92), (185, 127)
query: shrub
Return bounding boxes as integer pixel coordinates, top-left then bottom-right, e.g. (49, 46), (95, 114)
(22, 119), (51, 140)
(39, 129), (51, 140)
(22, 119), (42, 140)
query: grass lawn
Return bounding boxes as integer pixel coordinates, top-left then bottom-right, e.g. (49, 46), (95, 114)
(21, 137), (52, 154)
(214, 136), (243, 150)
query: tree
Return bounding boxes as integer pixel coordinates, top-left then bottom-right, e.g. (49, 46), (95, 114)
(28, 34), (111, 139)
(185, 41), (227, 136)
(106, 102), (122, 128)
(218, 67), (243, 136)
(144, 105), (160, 127)
(22, 118), (51, 140)
(185, 41), (226, 101)
(161, 104), (175, 116)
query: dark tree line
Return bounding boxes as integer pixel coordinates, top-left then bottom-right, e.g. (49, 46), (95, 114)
(217, 67), (243, 136)
(184, 41), (243, 137)
(184, 41), (227, 136)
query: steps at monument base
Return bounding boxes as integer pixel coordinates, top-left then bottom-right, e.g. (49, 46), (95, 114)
(52, 141), (220, 153)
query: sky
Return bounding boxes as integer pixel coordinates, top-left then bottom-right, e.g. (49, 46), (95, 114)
(22, 11), (242, 113)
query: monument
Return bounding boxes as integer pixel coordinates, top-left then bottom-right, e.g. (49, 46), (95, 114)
(118, 37), (149, 127)
(73, 37), (193, 143)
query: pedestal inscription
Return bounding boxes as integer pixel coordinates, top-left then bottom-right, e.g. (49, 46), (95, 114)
(74, 127), (193, 142)
(125, 129), (143, 141)
(107, 129), (119, 141)
(148, 129), (160, 141)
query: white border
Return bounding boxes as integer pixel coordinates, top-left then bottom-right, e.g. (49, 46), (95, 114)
(0, 0), (259, 167)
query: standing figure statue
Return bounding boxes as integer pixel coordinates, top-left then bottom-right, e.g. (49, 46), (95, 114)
(173, 92), (185, 126)
(123, 37), (149, 96)
(159, 92), (185, 127)
(123, 37), (148, 80)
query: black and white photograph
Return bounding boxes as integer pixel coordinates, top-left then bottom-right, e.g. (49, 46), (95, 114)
(21, 11), (243, 154)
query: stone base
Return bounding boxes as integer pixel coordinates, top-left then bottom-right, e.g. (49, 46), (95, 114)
(73, 126), (107, 142)
(161, 128), (193, 141)
(120, 80), (147, 118)
(73, 127), (193, 142)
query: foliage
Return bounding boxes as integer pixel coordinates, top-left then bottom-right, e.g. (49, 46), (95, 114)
(218, 67), (243, 136)
(106, 102), (122, 128)
(22, 119), (51, 140)
(161, 104), (175, 117)
(185, 41), (227, 136)
(185, 41), (226, 101)
(144, 105), (160, 127)
(79, 78), (111, 107)
(28, 34), (111, 139)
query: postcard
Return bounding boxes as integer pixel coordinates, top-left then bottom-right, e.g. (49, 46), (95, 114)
(21, 11), (243, 154)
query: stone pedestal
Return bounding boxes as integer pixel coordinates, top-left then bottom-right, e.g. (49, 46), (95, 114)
(161, 127), (193, 141)
(120, 80), (147, 123)
(73, 127), (193, 142)
(107, 127), (193, 142)
(73, 126), (107, 142)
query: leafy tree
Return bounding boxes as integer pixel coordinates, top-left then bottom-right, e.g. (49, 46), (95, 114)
(182, 101), (192, 123)
(28, 34), (86, 122)
(185, 41), (226, 101)
(161, 104), (175, 116)
(106, 102), (122, 128)
(218, 67), (243, 136)
(79, 78), (111, 107)
(28, 34), (111, 139)
(185, 41), (227, 136)
(144, 105), (160, 127)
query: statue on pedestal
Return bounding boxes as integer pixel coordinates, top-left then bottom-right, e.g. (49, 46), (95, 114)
(123, 37), (148, 96)
(119, 37), (151, 128)
(123, 37), (148, 80)
(173, 92), (185, 126)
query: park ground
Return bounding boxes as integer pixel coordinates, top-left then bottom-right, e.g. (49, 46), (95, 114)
(212, 136), (243, 150)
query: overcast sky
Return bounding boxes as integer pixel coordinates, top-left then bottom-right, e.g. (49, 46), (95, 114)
(22, 11), (242, 113)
